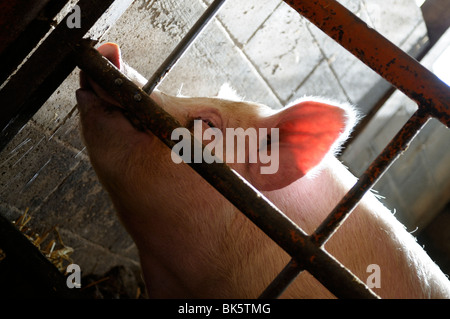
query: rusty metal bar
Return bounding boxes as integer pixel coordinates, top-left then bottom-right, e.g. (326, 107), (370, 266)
(311, 110), (430, 245)
(74, 39), (379, 299)
(263, 0), (449, 296)
(0, 0), (69, 86)
(261, 110), (430, 297)
(283, 0), (450, 128)
(142, 0), (227, 95)
(0, 0), (133, 297)
(0, 0), (133, 153)
(258, 259), (304, 299)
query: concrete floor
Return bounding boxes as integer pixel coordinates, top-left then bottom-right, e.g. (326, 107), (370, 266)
(0, 0), (448, 297)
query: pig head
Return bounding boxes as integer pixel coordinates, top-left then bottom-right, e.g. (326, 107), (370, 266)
(76, 43), (450, 299)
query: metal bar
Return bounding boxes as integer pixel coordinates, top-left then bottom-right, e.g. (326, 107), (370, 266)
(311, 110), (430, 246)
(258, 258), (304, 299)
(283, 0), (450, 127)
(260, 0), (449, 298)
(142, 0), (227, 94)
(74, 40), (379, 299)
(0, 0), (53, 54)
(0, 0), (69, 85)
(0, 212), (83, 298)
(260, 110), (430, 296)
(0, 0), (133, 153)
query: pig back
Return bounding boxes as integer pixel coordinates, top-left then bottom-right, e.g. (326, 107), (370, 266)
(270, 156), (450, 299)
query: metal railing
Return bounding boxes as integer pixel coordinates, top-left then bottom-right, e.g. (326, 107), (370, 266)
(1, 0), (449, 298)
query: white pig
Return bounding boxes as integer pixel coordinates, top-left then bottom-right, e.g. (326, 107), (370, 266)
(76, 43), (450, 299)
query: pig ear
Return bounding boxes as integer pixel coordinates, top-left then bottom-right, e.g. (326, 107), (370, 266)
(249, 100), (353, 191)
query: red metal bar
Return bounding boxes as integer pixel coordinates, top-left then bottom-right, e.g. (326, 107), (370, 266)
(261, 0), (449, 298)
(261, 107), (429, 298)
(0, 0), (133, 153)
(283, 0), (450, 127)
(311, 109), (431, 245)
(259, 259), (304, 299)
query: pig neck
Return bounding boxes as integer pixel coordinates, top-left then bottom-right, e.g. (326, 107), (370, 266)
(112, 160), (281, 298)
(119, 153), (450, 298)
(131, 156), (355, 298)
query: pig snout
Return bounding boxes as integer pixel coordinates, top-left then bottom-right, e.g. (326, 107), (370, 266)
(76, 42), (133, 137)
(76, 43), (158, 185)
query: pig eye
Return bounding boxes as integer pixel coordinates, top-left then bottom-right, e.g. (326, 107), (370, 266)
(204, 119), (215, 128)
(259, 134), (272, 153)
(195, 117), (215, 128)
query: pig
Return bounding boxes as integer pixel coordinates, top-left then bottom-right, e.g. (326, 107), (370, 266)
(75, 42), (450, 299)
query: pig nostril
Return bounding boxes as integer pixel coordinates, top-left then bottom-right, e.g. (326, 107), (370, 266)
(195, 117), (215, 128)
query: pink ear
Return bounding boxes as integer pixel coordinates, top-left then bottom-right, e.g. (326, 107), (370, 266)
(249, 100), (352, 191)
(79, 42), (123, 107)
